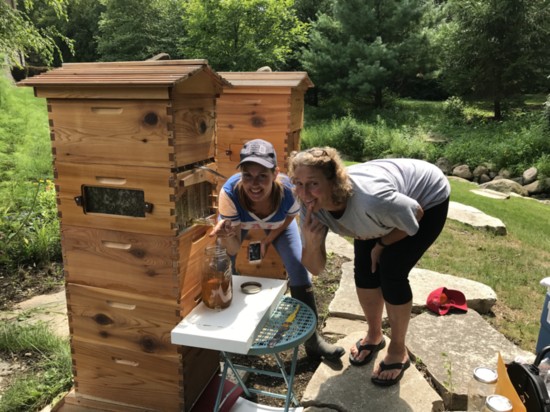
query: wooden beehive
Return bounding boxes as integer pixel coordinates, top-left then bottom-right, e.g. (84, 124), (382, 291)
(217, 72), (313, 278)
(18, 60), (229, 412)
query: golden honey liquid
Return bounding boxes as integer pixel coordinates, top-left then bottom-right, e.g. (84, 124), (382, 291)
(201, 276), (232, 310)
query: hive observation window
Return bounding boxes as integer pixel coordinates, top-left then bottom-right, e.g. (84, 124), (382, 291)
(80, 186), (148, 217)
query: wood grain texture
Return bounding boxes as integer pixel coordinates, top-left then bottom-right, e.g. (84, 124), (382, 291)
(67, 283), (181, 356)
(71, 339), (181, 411)
(62, 226), (179, 299)
(49, 99), (174, 167)
(171, 95), (216, 168)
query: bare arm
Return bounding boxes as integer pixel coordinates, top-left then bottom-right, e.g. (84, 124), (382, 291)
(370, 205), (424, 272)
(300, 204), (328, 276)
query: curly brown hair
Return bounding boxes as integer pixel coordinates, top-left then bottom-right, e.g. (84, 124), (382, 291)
(288, 147), (353, 206)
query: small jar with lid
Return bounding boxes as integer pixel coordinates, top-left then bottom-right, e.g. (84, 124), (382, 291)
(467, 367), (498, 411)
(481, 394), (513, 412)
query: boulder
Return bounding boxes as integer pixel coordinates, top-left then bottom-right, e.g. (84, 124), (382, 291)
(522, 167), (538, 185)
(436, 157), (453, 175)
(453, 164), (473, 180)
(480, 179), (529, 197)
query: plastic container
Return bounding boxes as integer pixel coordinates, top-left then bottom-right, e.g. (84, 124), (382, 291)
(539, 357), (550, 395)
(536, 277), (550, 353)
(481, 394), (513, 412)
(467, 367), (498, 412)
(201, 244), (233, 310)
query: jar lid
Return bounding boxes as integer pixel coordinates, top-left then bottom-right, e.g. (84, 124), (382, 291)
(485, 394), (512, 412)
(241, 281), (262, 294)
(473, 367), (498, 383)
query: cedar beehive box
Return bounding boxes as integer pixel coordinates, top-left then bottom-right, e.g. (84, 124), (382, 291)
(216, 71), (313, 176)
(18, 60), (227, 411)
(216, 71), (313, 278)
(19, 60), (227, 168)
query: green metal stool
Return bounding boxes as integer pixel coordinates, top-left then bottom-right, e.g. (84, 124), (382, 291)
(214, 296), (316, 412)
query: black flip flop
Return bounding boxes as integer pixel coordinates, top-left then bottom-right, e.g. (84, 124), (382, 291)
(371, 359), (411, 387)
(349, 337), (386, 366)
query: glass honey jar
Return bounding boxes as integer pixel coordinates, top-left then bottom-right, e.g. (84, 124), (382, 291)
(201, 244), (233, 310)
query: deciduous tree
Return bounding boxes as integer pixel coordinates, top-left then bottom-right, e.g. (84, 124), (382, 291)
(1, 0), (69, 68)
(438, 0), (550, 119)
(179, 0), (308, 71)
(97, 0), (184, 61)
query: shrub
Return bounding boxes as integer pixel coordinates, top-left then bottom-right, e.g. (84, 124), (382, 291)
(301, 114), (366, 160)
(440, 112), (549, 175)
(387, 126), (439, 161)
(0, 179), (60, 270)
(443, 96), (466, 124)
(537, 154), (550, 179)
(304, 113), (443, 162)
(327, 114), (366, 161)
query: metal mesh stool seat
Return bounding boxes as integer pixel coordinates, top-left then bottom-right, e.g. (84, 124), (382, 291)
(214, 296), (316, 412)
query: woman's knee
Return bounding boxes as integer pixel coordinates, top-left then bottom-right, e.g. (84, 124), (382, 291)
(381, 278), (412, 305)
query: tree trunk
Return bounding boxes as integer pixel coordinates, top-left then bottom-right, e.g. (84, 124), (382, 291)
(374, 87), (383, 108)
(494, 99), (502, 120)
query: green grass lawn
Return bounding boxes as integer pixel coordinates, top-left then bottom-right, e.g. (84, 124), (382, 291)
(419, 179), (550, 350)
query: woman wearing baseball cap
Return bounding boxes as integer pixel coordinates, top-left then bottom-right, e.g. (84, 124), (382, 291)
(210, 139), (345, 361)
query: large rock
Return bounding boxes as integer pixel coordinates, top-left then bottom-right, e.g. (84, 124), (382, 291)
(302, 331), (444, 412)
(470, 188), (510, 200)
(407, 310), (535, 410)
(452, 164), (473, 180)
(480, 179), (529, 197)
(473, 165), (489, 183)
(522, 167), (538, 185)
(436, 157), (453, 175)
(524, 178), (550, 196)
(447, 201), (507, 235)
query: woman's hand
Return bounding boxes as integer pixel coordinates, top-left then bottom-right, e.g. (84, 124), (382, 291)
(209, 219), (237, 239)
(302, 204), (327, 247)
(301, 204), (328, 275)
(371, 243), (384, 273)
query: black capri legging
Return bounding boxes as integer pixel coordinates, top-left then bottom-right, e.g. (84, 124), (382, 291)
(353, 197), (450, 305)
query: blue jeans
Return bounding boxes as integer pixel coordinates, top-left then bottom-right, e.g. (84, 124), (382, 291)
(230, 219), (311, 287)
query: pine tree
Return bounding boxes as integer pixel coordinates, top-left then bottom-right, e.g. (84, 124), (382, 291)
(301, 0), (431, 108)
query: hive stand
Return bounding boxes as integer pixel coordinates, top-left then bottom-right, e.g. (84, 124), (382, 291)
(216, 72), (313, 279)
(18, 60), (230, 412)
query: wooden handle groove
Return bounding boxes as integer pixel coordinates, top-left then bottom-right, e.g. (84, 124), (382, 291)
(106, 301), (136, 310)
(101, 241), (132, 250)
(112, 358), (139, 367)
(91, 107), (123, 115)
(95, 177), (127, 185)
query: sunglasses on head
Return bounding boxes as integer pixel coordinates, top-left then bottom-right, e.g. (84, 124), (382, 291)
(305, 148), (328, 157)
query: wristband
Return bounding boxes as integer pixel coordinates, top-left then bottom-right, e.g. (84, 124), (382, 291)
(377, 238), (389, 248)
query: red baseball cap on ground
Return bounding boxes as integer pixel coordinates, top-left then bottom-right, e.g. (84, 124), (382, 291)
(426, 287), (468, 315)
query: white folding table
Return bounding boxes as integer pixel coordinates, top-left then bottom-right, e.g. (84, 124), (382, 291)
(171, 276), (316, 412)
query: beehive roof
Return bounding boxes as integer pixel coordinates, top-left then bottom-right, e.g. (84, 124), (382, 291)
(18, 59), (230, 88)
(218, 72), (314, 89)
